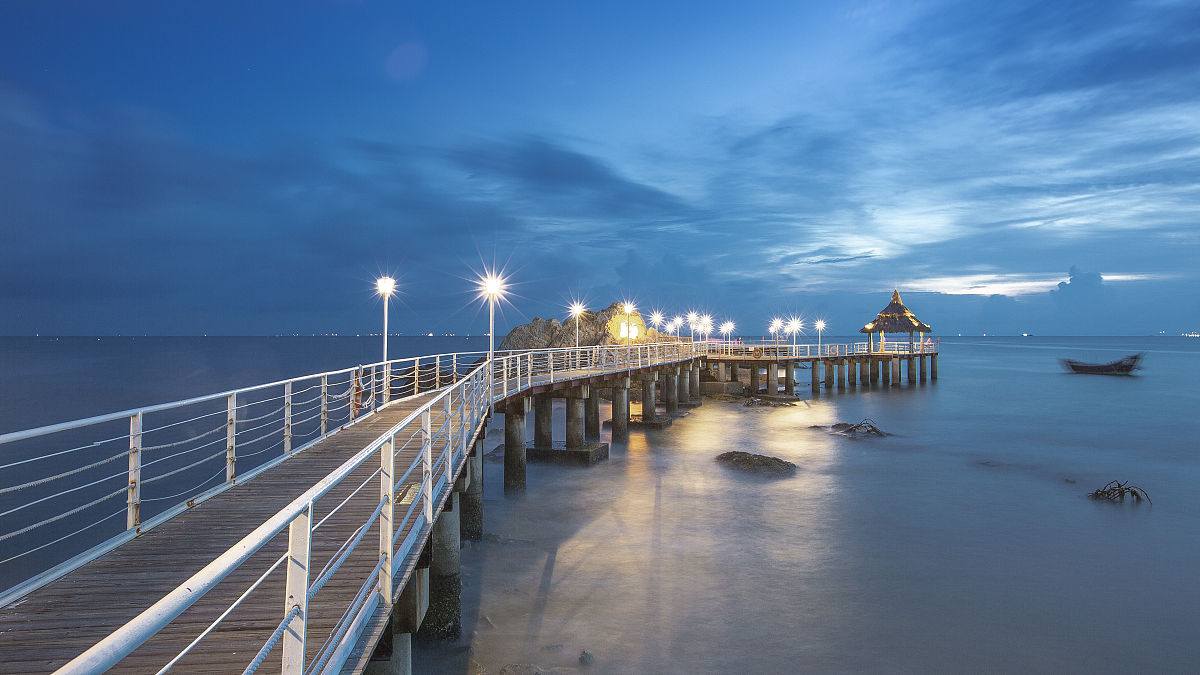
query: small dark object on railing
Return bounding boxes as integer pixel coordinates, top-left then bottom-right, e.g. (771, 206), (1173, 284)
(1090, 480), (1151, 504)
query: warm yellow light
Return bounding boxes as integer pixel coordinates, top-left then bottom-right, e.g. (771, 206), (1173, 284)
(769, 317), (783, 333)
(786, 318), (801, 335)
(376, 277), (396, 297)
(569, 301), (586, 319)
(623, 302), (635, 315)
(686, 311), (699, 325)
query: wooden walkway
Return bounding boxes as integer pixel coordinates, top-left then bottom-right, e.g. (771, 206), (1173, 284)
(0, 390), (467, 674)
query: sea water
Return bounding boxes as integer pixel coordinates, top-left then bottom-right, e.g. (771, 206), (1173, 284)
(1, 337), (1197, 672)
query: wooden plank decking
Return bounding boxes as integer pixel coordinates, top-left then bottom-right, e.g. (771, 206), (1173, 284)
(0, 389), (468, 674)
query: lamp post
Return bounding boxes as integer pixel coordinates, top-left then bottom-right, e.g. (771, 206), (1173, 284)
(671, 316), (683, 339)
(815, 319), (826, 355)
(720, 321), (735, 354)
(568, 302), (585, 350)
(478, 272), (506, 414)
(650, 311), (664, 337)
(769, 317), (783, 350)
(376, 277), (395, 364)
(700, 314), (712, 353)
(786, 317), (802, 357)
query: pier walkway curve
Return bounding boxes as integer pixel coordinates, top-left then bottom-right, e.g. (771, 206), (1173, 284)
(0, 342), (697, 674)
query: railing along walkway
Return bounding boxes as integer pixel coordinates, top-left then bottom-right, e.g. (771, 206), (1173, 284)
(0, 389), (460, 673)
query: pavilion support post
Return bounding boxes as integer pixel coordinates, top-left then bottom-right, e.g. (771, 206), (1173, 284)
(908, 356), (917, 383)
(931, 354), (939, 380)
(504, 396), (529, 494)
(824, 358), (834, 390)
(891, 356), (901, 386)
(881, 358), (890, 386)
(919, 355), (928, 382)
(784, 360), (796, 395)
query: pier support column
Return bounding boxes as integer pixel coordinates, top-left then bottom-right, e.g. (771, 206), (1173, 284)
(585, 388), (601, 440)
(640, 374), (658, 421)
(810, 359), (820, 394)
(728, 362), (738, 382)
(765, 363), (776, 394)
(565, 387), (586, 449)
(919, 355), (927, 382)
(533, 395), (553, 449)
(750, 364), (761, 394)
(717, 362), (728, 381)
(416, 491), (461, 640)
(460, 439), (483, 541)
(690, 363), (701, 401)
(678, 367), (690, 405)
(824, 358), (834, 390)
(504, 396), (529, 494)
(907, 357), (917, 383)
(611, 377), (630, 441)
(784, 361), (796, 395)
(665, 368), (679, 415)
(931, 354), (939, 380)
(880, 358), (890, 386)
(891, 356), (901, 386)
(837, 359), (847, 390)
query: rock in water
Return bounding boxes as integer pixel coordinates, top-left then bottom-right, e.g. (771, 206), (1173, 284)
(579, 650), (595, 666)
(715, 451), (797, 477)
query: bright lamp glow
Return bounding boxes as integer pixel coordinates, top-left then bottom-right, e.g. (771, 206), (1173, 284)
(376, 277), (395, 297)
(700, 314), (713, 333)
(623, 301), (635, 314)
(650, 311), (664, 329)
(569, 301), (586, 319)
(785, 318), (801, 335)
(815, 319), (827, 331)
(769, 317), (783, 334)
(477, 272), (506, 300)
(720, 321), (735, 336)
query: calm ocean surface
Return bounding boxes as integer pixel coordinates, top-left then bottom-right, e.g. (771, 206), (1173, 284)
(2, 336), (1198, 672)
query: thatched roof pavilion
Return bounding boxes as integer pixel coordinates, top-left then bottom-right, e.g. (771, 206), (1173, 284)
(861, 290), (931, 352)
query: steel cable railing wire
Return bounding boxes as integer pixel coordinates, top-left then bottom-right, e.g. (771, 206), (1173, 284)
(307, 496), (387, 602)
(312, 468), (381, 533)
(141, 449), (227, 487)
(0, 506), (127, 566)
(234, 405), (286, 428)
(0, 485), (126, 544)
(242, 603), (302, 675)
(141, 434), (226, 471)
(304, 554), (386, 675)
(236, 438), (285, 461)
(0, 448), (128, 495)
(0, 467), (128, 520)
(0, 433), (127, 471)
(141, 464), (228, 503)
(140, 422), (227, 453)
(140, 407), (226, 436)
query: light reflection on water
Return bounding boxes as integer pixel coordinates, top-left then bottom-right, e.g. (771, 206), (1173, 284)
(418, 338), (1200, 674)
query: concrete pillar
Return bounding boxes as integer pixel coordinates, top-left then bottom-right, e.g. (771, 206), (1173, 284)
(678, 367), (690, 404)
(641, 377), (657, 421)
(847, 359), (857, 389)
(417, 492), (460, 640)
(919, 355), (927, 382)
(881, 358), (890, 386)
(749, 364), (761, 394)
(765, 363), (775, 394)
(611, 378), (630, 441)
(810, 359), (820, 394)
(784, 361), (796, 395)
(931, 354), (939, 380)
(665, 369), (679, 415)
(565, 388), (586, 448)
(837, 359), (847, 390)
(873, 358), (882, 384)
(717, 362), (728, 381)
(460, 439), (483, 541)
(533, 394), (553, 449)
(907, 357), (917, 383)
(504, 397), (528, 494)
(824, 358), (834, 390)
(728, 362), (738, 382)
(585, 388), (601, 440)
(690, 363), (701, 400)
(891, 356), (901, 386)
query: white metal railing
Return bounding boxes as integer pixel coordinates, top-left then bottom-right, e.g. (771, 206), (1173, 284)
(695, 338), (939, 358)
(0, 350), (491, 607)
(13, 341), (695, 674)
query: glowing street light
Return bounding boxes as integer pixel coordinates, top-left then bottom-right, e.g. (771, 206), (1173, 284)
(785, 317), (802, 354)
(622, 301), (637, 345)
(477, 271), (507, 413)
(769, 317), (783, 346)
(568, 301), (586, 350)
(376, 277), (396, 363)
(650, 311), (665, 334)
(815, 319), (827, 355)
(671, 316), (683, 337)
(720, 320), (735, 354)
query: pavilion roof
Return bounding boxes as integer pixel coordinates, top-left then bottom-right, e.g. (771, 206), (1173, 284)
(860, 289), (932, 334)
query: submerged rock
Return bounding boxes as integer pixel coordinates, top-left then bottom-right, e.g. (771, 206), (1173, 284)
(715, 451), (797, 477)
(579, 650), (595, 666)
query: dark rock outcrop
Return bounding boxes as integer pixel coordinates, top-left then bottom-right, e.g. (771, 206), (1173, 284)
(715, 451), (797, 477)
(499, 302), (666, 351)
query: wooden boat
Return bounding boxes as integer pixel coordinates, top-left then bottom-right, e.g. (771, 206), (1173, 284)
(1061, 353), (1143, 375)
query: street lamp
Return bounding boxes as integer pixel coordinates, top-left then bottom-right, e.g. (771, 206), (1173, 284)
(622, 301), (636, 345)
(785, 317), (802, 356)
(568, 301), (586, 349)
(815, 319), (827, 355)
(720, 320), (735, 354)
(376, 277), (396, 363)
(700, 314), (713, 351)
(769, 317), (783, 347)
(477, 271), (507, 414)
(671, 316), (683, 338)
(650, 311), (664, 336)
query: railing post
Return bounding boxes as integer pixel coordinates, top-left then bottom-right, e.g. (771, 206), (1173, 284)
(226, 394), (237, 482)
(549, 351), (555, 382)
(379, 435), (395, 604)
(421, 410), (433, 526)
(127, 411), (142, 530)
(282, 502), (312, 674)
(452, 353), (458, 383)
(526, 353), (532, 388)
(320, 375), (328, 435)
(444, 395), (454, 481)
(502, 356), (509, 399)
(383, 362), (391, 404)
(413, 359), (420, 396)
(350, 368), (360, 422)
(436, 355), (441, 389)
(283, 382), (293, 455)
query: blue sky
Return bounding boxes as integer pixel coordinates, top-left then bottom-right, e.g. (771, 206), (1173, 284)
(1, 1), (1197, 336)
